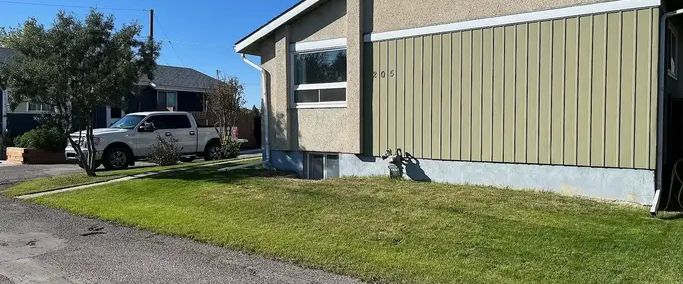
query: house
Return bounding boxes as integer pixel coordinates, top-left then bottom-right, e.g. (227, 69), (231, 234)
(1, 60), (220, 134)
(95, 65), (223, 128)
(235, 0), (683, 208)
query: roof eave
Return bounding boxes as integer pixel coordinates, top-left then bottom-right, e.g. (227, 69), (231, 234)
(234, 0), (324, 54)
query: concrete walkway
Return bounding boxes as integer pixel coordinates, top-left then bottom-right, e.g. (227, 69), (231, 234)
(0, 196), (361, 284)
(16, 157), (261, 200)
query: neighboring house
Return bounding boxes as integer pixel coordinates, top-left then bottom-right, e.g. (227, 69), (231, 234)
(1, 60), (219, 134)
(235, 0), (683, 207)
(95, 65), (223, 128)
(1, 47), (47, 136)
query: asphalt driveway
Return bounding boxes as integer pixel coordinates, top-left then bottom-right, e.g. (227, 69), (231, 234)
(0, 163), (82, 186)
(0, 196), (360, 283)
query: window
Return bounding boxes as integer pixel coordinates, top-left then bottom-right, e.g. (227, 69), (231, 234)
(110, 115), (145, 129)
(669, 25), (679, 79)
(291, 47), (347, 108)
(305, 153), (340, 180)
(111, 107), (122, 119)
(27, 101), (51, 112)
(157, 91), (178, 111)
(144, 115), (191, 130)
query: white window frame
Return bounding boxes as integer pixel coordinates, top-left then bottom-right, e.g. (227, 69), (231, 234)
(289, 38), (347, 109)
(669, 24), (679, 80)
(305, 152), (340, 179)
(26, 101), (51, 113)
(157, 90), (178, 111)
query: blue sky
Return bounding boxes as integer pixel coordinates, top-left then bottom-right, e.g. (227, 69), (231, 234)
(0, 0), (300, 108)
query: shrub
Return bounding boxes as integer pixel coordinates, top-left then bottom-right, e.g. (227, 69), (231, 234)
(147, 135), (182, 166)
(13, 127), (66, 152)
(221, 137), (241, 159)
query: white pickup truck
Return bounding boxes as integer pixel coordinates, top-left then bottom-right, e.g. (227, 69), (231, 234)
(65, 111), (225, 170)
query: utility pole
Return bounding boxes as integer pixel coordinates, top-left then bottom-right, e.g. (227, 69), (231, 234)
(149, 9), (154, 40)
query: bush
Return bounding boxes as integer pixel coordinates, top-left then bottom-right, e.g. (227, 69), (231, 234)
(13, 127), (66, 152)
(221, 137), (241, 159)
(147, 135), (182, 166)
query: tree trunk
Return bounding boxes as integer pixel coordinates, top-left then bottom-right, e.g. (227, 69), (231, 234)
(85, 123), (97, 177)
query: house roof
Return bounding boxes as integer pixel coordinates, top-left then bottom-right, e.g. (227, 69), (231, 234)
(234, 0), (325, 54)
(0, 47), (16, 65)
(137, 65), (221, 93)
(1, 48), (217, 93)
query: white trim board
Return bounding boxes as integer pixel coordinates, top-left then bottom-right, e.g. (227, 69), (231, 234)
(290, 38), (347, 52)
(364, 0), (660, 42)
(235, 0), (323, 53)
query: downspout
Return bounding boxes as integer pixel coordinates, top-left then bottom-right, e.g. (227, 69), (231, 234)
(240, 53), (271, 166)
(652, 8), (683, 216)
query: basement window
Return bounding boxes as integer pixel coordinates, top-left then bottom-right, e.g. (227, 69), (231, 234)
(291, 48), (347, 108)
(305, 153), (339, 180)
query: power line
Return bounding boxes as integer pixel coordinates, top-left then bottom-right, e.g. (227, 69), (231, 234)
(153, 14), (186, 68)
(134, 37), (229, 48)
(0, 0), (149, 12)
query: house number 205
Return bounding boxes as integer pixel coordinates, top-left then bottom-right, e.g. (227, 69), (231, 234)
(373, 70), (395, 79)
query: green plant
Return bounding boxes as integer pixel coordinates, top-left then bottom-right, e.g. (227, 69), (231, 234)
(13, 127), (66, 152)
(147, 135), (182, 166)
(0, 10), (159, 176)
(221, 136), (241, 159)
(1, 131), (12, 148)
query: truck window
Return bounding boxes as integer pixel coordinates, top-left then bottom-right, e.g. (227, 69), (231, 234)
(145, 115), (191, 129)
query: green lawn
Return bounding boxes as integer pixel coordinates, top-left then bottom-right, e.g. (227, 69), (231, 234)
(2, 157), (259, 197)
(31, 167), (683, 283)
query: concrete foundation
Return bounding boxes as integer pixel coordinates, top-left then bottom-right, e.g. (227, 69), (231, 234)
(271, 150), (655, 205)
(270, 150), (304, 177)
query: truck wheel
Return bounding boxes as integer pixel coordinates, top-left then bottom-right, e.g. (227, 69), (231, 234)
(103, 147), (130, 170)
(204, 142), (222, 161)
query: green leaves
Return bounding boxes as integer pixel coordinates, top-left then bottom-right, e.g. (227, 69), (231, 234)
(0, 9), (160, 132)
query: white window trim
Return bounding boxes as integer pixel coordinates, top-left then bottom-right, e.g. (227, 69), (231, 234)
(290, 38), (347, 53)
(290, 41), (348, 109)
(12, 101), (53, 114)
(364, 0), (660, 42)
(157, 90), (178, 111)
(294, 82), (347, 91)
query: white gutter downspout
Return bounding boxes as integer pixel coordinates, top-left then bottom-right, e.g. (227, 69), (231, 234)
(652, 8), (683, 216)
(240, 53), (271, 166)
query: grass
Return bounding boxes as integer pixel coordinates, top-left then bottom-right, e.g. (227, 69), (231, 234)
(2, 157), (259, 197)
(30, 167), (683, 283)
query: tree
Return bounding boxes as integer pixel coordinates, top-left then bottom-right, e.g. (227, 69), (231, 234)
(0, 10), (159, 176)
(206, 76), (245, 158)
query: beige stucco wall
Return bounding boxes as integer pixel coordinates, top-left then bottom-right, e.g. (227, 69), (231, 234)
(290, 0), (347, 43)
(258, 0), (361, 153)
(363, 0), (614, 33)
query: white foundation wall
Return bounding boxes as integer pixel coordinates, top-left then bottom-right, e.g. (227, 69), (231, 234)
(339, 153), (655, 205)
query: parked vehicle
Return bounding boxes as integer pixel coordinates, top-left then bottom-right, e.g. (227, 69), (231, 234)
(65, 111), (233, 170)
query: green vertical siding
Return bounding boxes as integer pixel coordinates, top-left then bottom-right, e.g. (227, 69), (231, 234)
(527, 22), (540, 164)
(397, 39), (406, 154)
(442, 34), (452, 160)
(432, 34), (443, 159)
(363, 7), (658, 170)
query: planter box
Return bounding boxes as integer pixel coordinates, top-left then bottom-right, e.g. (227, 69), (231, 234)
(6, 147), (66, 164)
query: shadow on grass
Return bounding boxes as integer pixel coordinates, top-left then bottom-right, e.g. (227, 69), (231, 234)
(140, 164), (298, 185)
(658, 213), (683, 220)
